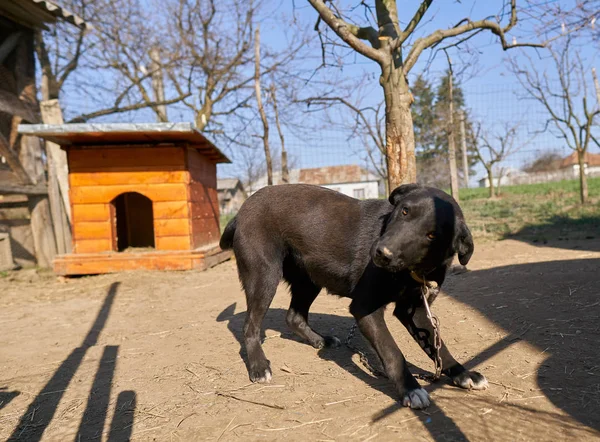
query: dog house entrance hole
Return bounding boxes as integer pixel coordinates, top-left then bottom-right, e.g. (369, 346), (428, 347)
(113, 192), (155, 251)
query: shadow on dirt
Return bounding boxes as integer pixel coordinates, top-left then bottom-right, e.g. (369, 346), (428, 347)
(217, 303), (480, 440)
(217, 257), (600, 437)
(8, 282), (137, 442)
(503, 215), (600, 251)
(0, 388), (20, 412)
(444, 258), (600, 431)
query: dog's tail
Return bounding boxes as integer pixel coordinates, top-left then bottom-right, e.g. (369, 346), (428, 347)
(219, 216), (237, 250)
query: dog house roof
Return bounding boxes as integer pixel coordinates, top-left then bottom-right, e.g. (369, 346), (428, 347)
(18, 122), (230, 163)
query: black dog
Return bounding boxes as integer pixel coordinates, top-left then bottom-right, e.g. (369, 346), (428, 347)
(219, 183), (488, 409)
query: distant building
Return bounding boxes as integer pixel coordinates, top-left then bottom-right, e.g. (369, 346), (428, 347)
(249, 165), (383, 199)
(558, 151), (600, 177)
(477, 168), (526, 188)
(217, 179), (247, 215)
(479, 151), (600, 188)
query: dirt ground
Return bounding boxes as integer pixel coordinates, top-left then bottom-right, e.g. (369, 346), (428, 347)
(1, 238), (599, 441)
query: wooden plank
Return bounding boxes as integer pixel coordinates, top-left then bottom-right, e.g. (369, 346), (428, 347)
(0, 89), (40, 123)
(74, 239), (113, 253)
(72, 204), (110, 222)
(154, 218), (190, 237)
(0, 32), (22, 64)
(40, 99), (71, 221)
(191, 217), (220, 248)
(153, 201), (189, 219)
(54, 254), (195, 275)
(0, 182), (48, 195)
(155, 235), (191, 251)
(190, 200), (219, 221)
(70, 183), (188, 204)
(0, 130), (34, 184)
(69, 170), (189, 186)
(68, 147), (185, 170)
(72, 221), (111, 240)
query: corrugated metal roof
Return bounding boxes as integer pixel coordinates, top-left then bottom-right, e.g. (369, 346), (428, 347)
(18, 122), (230, 164)
(0, 0), (91, 30)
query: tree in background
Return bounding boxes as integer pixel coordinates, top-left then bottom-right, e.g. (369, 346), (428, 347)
(523, 150), (562, 173)
(307, 0), (543, 190)
(474, 123), (524, 198)
(511, 36), (600, 203)
(412, 72), (478, 189)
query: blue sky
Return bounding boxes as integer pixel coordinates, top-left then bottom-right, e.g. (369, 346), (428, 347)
(60, 0), (600, 184)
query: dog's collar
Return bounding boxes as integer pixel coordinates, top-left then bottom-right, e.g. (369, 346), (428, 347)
(410, 270), (438, 290)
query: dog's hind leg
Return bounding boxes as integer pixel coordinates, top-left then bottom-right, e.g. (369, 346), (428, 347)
(285, 273), (341, 349)
(238, 257), (282, 384)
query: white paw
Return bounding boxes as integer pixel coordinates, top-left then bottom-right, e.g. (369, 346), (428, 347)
(256, 369), (272, 383)
(402, 388), (431, 409)
(453, 371), (488, 390)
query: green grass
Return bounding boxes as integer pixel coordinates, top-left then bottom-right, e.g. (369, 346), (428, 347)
(218, 178), (600, 242)
(220, 213), (236, 232)
(459, 177), (600, 241)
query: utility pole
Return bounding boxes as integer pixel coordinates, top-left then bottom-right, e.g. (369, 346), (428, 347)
(149, 46), (167, 122)
(446, 55), (460, 201)
(460, 110), (470, 188)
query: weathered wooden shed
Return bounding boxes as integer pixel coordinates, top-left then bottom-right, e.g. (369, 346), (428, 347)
(0, 0), (89, 268)
(19, 122), (232, 275)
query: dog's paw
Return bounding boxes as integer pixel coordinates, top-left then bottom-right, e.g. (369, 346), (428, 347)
(249, 361), (272, 383)
(311, 335), (341, 349)
(323, 336), (341, 348)
(452, 370), (488, 390)
(402, 388), (430, 409)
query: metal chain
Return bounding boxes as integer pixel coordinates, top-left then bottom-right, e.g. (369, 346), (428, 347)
(344, 281), (443, 382)
(421, 283), (443, 381)
(345, 323), (387, 378)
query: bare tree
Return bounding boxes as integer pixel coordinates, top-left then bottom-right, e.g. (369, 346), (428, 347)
(35, 0), (191, 122)
(163, 0), (307, 141)
(306, 0), (544, 190)
(510, 37), (600, 203)
(301, 95), (388, 192)
(474, 123), (525, 198)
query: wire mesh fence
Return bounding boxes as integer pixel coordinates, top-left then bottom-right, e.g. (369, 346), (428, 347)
(60, 80), (599, 193)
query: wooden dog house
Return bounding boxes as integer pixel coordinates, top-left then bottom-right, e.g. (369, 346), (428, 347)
(19, 123), (232, 275)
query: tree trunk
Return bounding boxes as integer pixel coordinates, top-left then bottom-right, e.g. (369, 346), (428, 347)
(487, 167), (495, 198)
(380, 59), (416, 190)
(577, 148), (588, 204)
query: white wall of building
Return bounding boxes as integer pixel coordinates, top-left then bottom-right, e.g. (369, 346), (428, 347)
(322, 181), (380, 199)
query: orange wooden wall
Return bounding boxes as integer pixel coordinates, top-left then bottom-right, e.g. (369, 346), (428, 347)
(67, 144), (221, 254)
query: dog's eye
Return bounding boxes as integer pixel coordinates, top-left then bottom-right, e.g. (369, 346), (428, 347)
(401, 207), (409, 216)
(427, 232), (436, 240)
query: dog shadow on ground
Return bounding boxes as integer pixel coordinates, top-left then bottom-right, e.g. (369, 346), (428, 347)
(217, 257), (600, 438)
(217, 302), (497, 440)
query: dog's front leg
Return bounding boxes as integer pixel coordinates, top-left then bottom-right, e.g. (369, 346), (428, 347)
(394, 296), (488, 390)
(349, 303), (430, 409)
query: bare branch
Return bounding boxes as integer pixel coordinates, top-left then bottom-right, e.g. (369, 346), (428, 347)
(404, 0), (544, 74)
(307, 0), (385, 63)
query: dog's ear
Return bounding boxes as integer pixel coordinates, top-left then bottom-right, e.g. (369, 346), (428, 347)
(389, 184), (421, 205)
(454, 221), (474, 265)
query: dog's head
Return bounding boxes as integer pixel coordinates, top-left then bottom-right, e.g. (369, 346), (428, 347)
(372, 184), (474, 274)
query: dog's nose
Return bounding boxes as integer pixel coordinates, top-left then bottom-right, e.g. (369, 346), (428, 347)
(375, 246), (393, 263)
